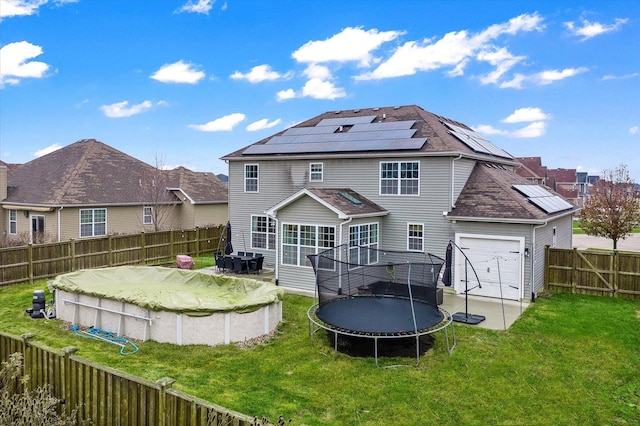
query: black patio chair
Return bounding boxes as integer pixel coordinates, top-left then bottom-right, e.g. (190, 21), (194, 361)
(233, 257), (247, 274)
(249, 255), (264, 274)
(222, 256), (233, 272)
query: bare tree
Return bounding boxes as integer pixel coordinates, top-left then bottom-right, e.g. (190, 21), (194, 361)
(579, 164), (640, 249)
(137, 154), (179, 231)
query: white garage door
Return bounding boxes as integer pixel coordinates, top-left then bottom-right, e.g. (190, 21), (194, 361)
(455, 235), (523, 300)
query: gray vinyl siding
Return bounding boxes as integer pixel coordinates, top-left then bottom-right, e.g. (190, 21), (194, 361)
(228, 156), (468, 290)
(452, 158), (476, 207)
(532, 214), (574, 296)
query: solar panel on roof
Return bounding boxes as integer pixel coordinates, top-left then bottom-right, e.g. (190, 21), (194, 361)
(242, 138), (427, 155)
(444, 122), (512, 159)
(317, 116), (377, 126)
(350, 120), (415, 132)
(283, 125), (340, 136)
(512, 184), (574, 214)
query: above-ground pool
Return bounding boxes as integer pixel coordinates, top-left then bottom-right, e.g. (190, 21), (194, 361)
(52, 266), (284, 346)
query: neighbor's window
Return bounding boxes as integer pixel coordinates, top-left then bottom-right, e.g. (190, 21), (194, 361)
(407, 223), (424, 252)
(348, 222), (379, 265)
(309, 162), (323, 182)
(245, 164), (259, 193)
(80, 208), (107, 237)
(9, 209), (17, 234)
(143, 206), (153, 225)
(251, 215), (276, 250)
(281, 223), (335, 267)
(380, 161), (419, 195)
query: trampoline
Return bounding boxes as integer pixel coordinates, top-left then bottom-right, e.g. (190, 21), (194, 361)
(307, 245), (455, 367)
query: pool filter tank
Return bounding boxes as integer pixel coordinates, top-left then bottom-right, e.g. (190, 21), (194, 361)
(28, 290), (46, 318)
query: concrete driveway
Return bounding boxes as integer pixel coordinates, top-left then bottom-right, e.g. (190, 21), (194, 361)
(572, 233), (640, 251)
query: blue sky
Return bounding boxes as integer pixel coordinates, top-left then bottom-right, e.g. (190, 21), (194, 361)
(1, 0), (639, 180)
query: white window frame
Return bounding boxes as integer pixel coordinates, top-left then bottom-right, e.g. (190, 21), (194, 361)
(309, 162), (323, 182)
(281, 223), (335, 268)
(407, 223), (424, 252)
(251, 215), (276, 250)
(80, 208), (107, 237)
(9, 209), (17, 234)
(143, 206), (153, 225)
(348, 222), (379, 266)
(244, 164), (259, 193)
(379, 161), (420, 196)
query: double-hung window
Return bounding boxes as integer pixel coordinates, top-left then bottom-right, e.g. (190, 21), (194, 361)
(348, 223), (379, 265)
(9, 209), (17, 234)
(143, 206), (153, 225)
(309, 163), (323, 182)
(407, 223), (424, 252)
(251, 215), (276, 250)
(80, 208), (107, 237)
(245, 164), (259, 192)
(282, 223), (335, 267)
(380, 161), (419, 195)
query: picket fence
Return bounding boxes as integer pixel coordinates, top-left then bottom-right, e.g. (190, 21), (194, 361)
(0, 226), (225, 286)
(545, 246), (640, 299)
(0, 331), (271, 426)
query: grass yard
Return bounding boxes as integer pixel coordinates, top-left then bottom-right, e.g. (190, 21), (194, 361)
(1, 279), (639, 425)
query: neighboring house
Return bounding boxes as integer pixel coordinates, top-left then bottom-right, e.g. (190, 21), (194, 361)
(221, 105), (579, 301)
(1, 139), (228, 244)
(515, 157), (547, 185)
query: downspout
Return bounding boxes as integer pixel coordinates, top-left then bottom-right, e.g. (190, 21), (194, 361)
(266, 212), (279, 285)
(450, 155), (463, 209)
(57, 206), (64, 242)
(530, 220), (548, 302)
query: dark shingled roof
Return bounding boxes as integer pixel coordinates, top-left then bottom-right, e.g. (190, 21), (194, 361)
(306, 188), (387, 217)
(221, 105), (516, 162)
(448, 163), (579, 220)
(6, 139), (227, 206)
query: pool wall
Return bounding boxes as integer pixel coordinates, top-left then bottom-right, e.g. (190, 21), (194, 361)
(55, 289), (282, 346)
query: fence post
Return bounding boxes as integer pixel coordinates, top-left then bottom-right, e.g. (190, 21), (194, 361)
(62, 346), (79, 417)
(141, 231), (146, 264)
(195, 227), (201, 258)
(108, 234), (113, 267)
(572, 248), (578, 294)
(156, 377), (176, 426)
(613, 250), (619, 298)
(27, 243), (33, 283)
(70, 239), (76, 272)
(20, 333), (36, 391)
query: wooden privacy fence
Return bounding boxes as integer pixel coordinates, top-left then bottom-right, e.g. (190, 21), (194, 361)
(0, 331), (264, 426)
(545, 246), (640, 299)
(0, 226), (225, 286)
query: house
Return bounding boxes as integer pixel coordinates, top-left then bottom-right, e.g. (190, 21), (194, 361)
(221, 105), (579, 301)
(1, 139), (228, 244)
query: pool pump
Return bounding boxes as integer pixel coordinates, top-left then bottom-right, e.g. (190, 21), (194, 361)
(25, 289), (55, 319)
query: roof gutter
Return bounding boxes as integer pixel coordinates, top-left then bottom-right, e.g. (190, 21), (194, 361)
(445, 209), (577, 225)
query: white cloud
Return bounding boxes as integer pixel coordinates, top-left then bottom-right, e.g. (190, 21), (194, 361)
(602, 72), (640, 81)
(292, 26), (404, 67)
(356, 12), (543, 81)
(230, 65), (291, 83)
(0, 41), (50, 87)
(34, 143), (62, 157)
(564, 18), (628, 41)
(188, 113), (246, 132)
(246, 118), (281, 132)
(500, 67), (589, 89)
(151, 60), (205, 84)
(276, 88), (296, 101)
(502, 107), (550, 123)
(630, 126), (639, 135)
(510, 121), (546, 138)
(301, 77), (346, 100)
(474, 124), (507, 136)
(477, 47), (525, 85)
(0, 0), (77, 19)
(175, 0), (214, 15)
(100, 100), (155, 118)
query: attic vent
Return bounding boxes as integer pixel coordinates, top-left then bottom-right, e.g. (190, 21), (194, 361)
(339, 191), (362, 205)
(353, 109), (360, 113)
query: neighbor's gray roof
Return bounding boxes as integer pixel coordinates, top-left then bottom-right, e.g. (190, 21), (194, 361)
(448, 162), (579, 221)
(5, 139), (227, 207)
(221, 105), (517, 163)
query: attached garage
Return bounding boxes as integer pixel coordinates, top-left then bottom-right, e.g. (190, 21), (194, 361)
(454, 234), (524, 300)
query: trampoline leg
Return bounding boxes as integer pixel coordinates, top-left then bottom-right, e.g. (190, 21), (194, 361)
(415, 335), (420, 367)
(444, 323), (456, 354)
(374, 337), (379, 368)
(333, 332), (338, 360)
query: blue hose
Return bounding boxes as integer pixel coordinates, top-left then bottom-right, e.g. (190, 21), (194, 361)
(70, 325), (139, 355)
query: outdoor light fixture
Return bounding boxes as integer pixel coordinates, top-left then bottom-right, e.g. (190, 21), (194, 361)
(524, 247), (530, 257)
(23, 211), (29, 217)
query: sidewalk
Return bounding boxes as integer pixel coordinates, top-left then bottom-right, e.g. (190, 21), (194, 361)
(572, 233), (640, 251)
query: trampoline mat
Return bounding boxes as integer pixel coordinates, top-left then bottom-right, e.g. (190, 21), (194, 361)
(316, 296), (444, 335)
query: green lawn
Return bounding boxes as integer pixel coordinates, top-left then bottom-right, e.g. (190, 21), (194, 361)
(573, 220), (640, 234)
(1, 280), (639, 425)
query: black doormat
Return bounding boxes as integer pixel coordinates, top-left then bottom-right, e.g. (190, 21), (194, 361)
(326, 332), (435, 358)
